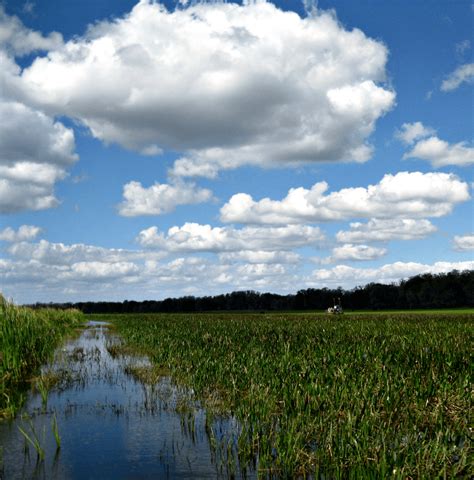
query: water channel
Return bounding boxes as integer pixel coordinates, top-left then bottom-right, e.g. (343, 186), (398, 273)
(0, 321), (255, 479)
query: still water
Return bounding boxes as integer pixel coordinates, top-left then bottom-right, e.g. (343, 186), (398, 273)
(0, 321), (255, 479)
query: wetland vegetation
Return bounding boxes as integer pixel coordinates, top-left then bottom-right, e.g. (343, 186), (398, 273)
(1, 320), (250, 478)
(0, 295), (83, 418)
(1, 294), (472, 477)
(109, 311), (473, 478)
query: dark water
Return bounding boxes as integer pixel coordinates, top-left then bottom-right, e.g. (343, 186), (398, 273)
(0, 321), (255, 479)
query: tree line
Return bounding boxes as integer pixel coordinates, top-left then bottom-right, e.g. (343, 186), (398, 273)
(30, 269), (474, 313)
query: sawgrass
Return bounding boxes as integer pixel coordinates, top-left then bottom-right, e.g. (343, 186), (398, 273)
(0, 295), (84, 418)
(109, 312), (473, 478)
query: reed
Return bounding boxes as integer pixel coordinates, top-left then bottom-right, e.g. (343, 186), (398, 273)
(0, 294), (83, 418)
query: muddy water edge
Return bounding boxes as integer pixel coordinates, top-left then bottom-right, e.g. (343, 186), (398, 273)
(0, 321), (255, 479)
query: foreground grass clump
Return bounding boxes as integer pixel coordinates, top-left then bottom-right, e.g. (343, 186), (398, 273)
(109, 312), (473, 478)
(0, 295), (83, 418)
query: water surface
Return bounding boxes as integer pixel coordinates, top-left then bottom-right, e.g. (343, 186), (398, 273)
(0, 321), (254, 479)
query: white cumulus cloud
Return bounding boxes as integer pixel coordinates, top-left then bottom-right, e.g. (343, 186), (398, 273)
(68, 261), (139, 281)
(453, 234), (474, 252)
(136, 222), (325, 252)
(395, 122), (436, 145)
(0, 100), (78, 213)
(0, 6), (63, 56)
(19, 0), (394, 176)
(0, 225), (42, 242)
(118, 180), (213, 216)
(396, 122), (474, 168)
(220, 171), (469, 225)
(0, 9), (78, 213)
(403, 136), (474, 168)
(336, 218), (437, 243)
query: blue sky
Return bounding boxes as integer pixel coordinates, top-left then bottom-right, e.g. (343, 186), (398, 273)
(0, 0), (472, 303)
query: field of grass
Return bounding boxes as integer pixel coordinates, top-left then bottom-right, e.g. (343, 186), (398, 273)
(0, 295), (84, 418)
(108, 311), (473, 478)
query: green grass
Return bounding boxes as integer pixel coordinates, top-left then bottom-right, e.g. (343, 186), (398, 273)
(0, 295), (84, 418)
(107, 312), (474, 478)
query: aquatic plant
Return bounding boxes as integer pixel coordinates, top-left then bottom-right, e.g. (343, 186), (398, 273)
(109, 311), (473, 477)
(51, 413), (61, 450)
(0, 294), (84, 418)
(18, 417), (46, 461)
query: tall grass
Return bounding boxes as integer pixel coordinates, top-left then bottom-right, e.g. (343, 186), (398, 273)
(109, 312), (473, 477)
(0, 294), (83, 418)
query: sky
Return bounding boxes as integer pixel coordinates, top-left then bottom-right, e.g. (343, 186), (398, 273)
(0, 0), (473, 304)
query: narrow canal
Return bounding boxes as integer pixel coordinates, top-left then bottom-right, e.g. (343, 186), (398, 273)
(0, 321), (254, 479)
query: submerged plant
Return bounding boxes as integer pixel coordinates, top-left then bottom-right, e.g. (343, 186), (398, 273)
(51, 413), (61, 450)
(18, 418), (45, 461)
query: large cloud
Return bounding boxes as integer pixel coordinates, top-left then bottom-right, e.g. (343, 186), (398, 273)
(220, 171), (470, 225)
(0, 6), (63, 56)
(336, 218), (437, 243)
(20, 0), (394, 176)
(0, 10), (77, 213)
(118, 180), (213, 216)
(136, 222), (325, 252)
(0, 100), (78, 213)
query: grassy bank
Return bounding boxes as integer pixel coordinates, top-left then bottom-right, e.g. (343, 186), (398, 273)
(0, 295), (84, 418)
(108, 312), (473, 478)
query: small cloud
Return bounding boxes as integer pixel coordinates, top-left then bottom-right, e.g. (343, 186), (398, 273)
(140, 145), (163, 156)
(395, 122), (435, 145)
(404, 136), (474, 168)
(441, 63), (474, 92)
(453, 234), (474, 252)
(118, 180), (213, 217)
(71, 174), (89, 184)
(455, 39), (471, 57)
(22, 1), (35, 15)
(0, 225), (42, 242)
(336, 218), (437, 243)
(397, 122), (474, 168)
